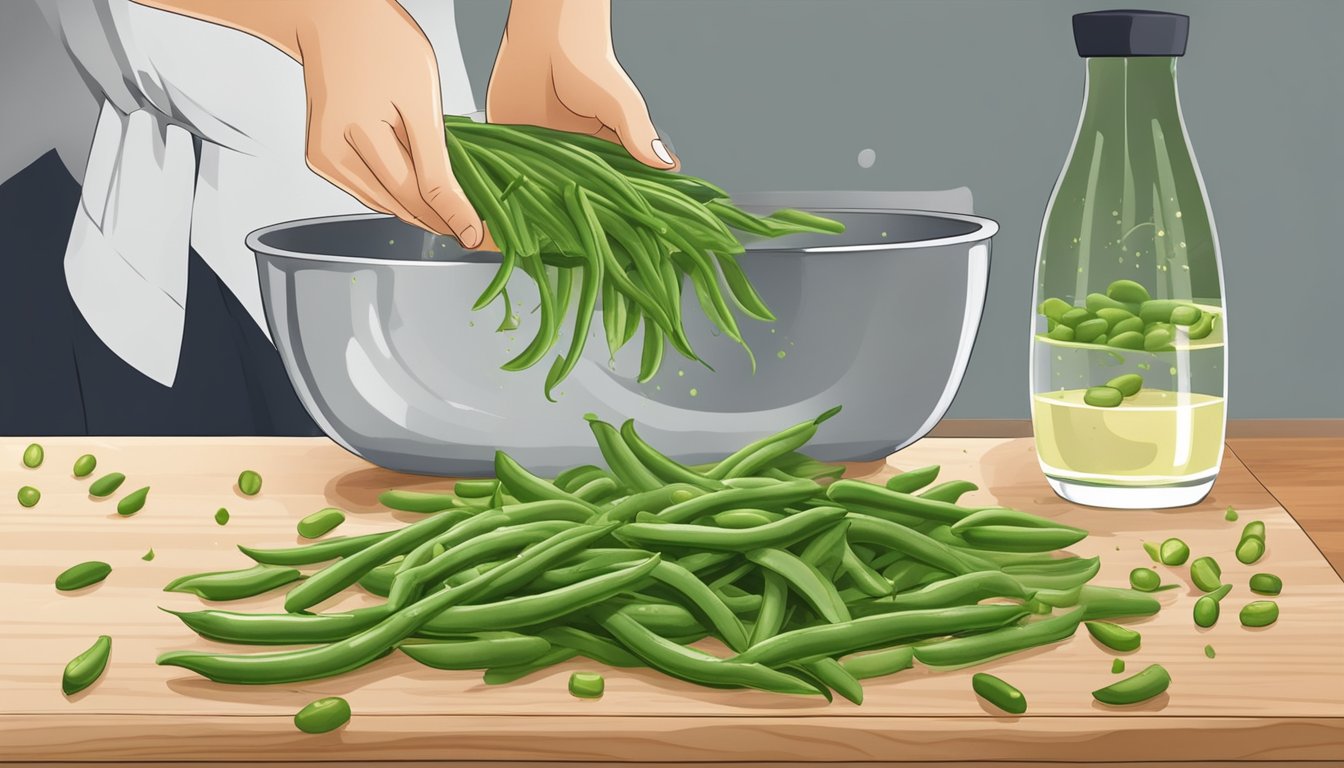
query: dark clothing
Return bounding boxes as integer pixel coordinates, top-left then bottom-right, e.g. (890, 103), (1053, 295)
(0, 151), (321, 436)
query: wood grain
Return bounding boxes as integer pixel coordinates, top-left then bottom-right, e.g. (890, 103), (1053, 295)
(1228, 438), (1344, 576)
(2, 437), (1342, 764)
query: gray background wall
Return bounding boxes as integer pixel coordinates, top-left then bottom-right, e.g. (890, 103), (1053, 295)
(456, 0), (1344, 419)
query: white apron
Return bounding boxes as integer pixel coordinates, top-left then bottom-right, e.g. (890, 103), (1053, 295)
(39, 0), (477, 386)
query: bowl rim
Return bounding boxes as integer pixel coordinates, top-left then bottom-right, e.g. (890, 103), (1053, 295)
(246, 209), (999, 267)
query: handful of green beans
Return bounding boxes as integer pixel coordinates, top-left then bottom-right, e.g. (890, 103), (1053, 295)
(440, 117), (845, 398)
(158, 410), (1160, 703)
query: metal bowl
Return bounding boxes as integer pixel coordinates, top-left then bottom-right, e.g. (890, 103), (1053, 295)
(249, 202), (997, 476)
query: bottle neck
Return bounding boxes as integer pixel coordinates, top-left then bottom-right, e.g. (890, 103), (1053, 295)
(1082, 57), (1180, 120)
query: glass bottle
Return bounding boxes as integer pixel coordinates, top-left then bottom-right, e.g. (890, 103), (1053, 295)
(1030, 11), (1227, 509)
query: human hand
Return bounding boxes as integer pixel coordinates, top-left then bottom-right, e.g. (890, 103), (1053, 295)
(486, 0), (679, 171)
(295, 1), (484, 245)
(131, 0), (488, 245)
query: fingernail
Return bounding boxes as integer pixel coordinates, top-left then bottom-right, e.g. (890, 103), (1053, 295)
(459, 225), (481, 248)
(651, 139), (674, 166)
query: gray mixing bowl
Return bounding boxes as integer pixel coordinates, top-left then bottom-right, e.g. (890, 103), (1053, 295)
(249, 204), (997, 476)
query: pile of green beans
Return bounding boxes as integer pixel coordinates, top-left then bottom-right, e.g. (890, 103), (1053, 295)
(1038, 279), (1220, 352)
(158, 409), (1160, 703)
(441, 117), (845, 398)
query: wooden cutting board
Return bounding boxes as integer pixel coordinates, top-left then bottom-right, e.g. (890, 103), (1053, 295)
(2, 436), (1342, 767)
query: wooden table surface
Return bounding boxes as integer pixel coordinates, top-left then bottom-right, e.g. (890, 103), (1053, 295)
(2, 436), (1342, 768)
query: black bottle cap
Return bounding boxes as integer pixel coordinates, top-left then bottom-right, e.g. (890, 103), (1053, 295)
(1073, 10), (1189, 57)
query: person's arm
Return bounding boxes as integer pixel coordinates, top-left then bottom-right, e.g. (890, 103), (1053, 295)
(130, 0), (484, 245)
(488, 0), (679, 170)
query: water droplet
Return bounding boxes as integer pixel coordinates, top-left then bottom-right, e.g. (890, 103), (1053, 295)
(655, 385), (661, 391)
(677, 370), (684, 377)
(777, 350), (787, 359)
(1111, 210), (1119, 216)
(1169, 366), (1178, 375)
(1179, 241), (1186, 248)
(880, 231), (888, 238)
(388, 240), (396, 245)
(469, 321), (475, 327)
(1181, 264), (1190, 270)
(1175, 211), (1182, 218)
(770, 328), (776, 334)
(857, 148), (877, 168)
(689, 388), (699, 397)
(1118, 256), (1124, 263)
(1157, 230), (1165, 237)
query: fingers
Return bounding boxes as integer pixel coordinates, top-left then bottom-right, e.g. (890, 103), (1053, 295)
(347, 122), (460, 237)
(306, 141), (428, 226)
(399, 108), (485, 248)
(590, 71), (679, 171)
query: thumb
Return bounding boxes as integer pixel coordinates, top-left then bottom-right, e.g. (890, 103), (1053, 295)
(596, 77), (678, 171)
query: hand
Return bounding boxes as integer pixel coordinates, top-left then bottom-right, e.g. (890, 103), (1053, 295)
(130, 0), (485, 246)
(487, 0), (679, 171)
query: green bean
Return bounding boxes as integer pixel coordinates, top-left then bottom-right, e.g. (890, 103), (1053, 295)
(1083, 386), (1123, 408)
(298, 508), (346, 539)
(442, 128), (519, 309)
(378, 490), (459, 513)
(638, 317), (665, 382)
(215, 507), (230, 526)
(1003, 557), (1101, 591)
(1092, 664), (1169, 706)
(1189, 556), (1222, 592)
(1235, 526), (1267, 566)
(1034, 585), (1082, 607)
(748, 548), (850, 623)
(840, 541), (891, 598)
(913, 608), (1081, 669)
(524, 550), (650, 591)
(544, 184), (606, 400)
(1224, 506), (1239, 521)
(593, 607), (822, 696)
(850, 572), (1029, 617)
(479, 647), (578, 685)
(1137, 298), (1184, 324)
(972, 673), (1027, 714)
(840, 646), (914, 680)
(294, 696), (351, 734)
(1106, 279), (1151, 304)
(876, 465), (940, 494)
(648, 561), (749, 651)
(1129, 567), (1161, 592)
(454, 479), (499, 499)
(554, 465), (605, 493)
(495, 452), (599, 512)
(73, 453), (97, 477)
(169, 606), (389, 645)
(605, 600), (706, 637)
(827, 480), (971, 525)
(1188, 311), (1216, 339)
(55, 561), (112, 591)
(386, 519), (577, 609)
(239, 531), (394, 566)
(539, 626), (642, 668)
(116, 486), (149, 516)
(1084, 621), (1141, 652)
(585, 415), (662, 492)
(713, 509), (785, 528)
(952, 524), (1088, 553)
(798, 519), (849, 581)
(771, 452), (846, 482)
(1203, 644), (1215, 659)
(401, 634), (552, 670)
(600, 484), (705, 524)
(142, 548), (155, 561)
(1112, 658), (1126, 673)
(767, 208), (848, 234)
(419, 555), (660, 636)
(845, 514), (983, 575)
(88, 472), (125, 497)
(741, 604), (1028, 668)
(1240, 600), (1279, 627)
(1249, 573), (1282, 596)
(1159, 538), (1190, 565)
(159, 525), (615, 684)
(1107, 331), (1144, 349)
(22, 443), (43, 468)
(237, 470), (262, 496)
(619, 420), (723, 490)
(17, 486), (40, 508)
(919, 480), (979, 504)
(801, 657), (863, 705)
(164, 564), (302, 602)
(567, 671), (606, 698)
(1074, 318), (1108, 343)
(1193, 594), (1220, 628)
(749, 571), (788, 646)
(654, 479), (821, 524)
(1039, 297), (1071, 321)
(1142, 541), (1161, 562)
(284, 509), (472, 612)
(621, 506), (845, 552)
(1078, 587), (1162, 620)
(62, 636), (111, 695)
